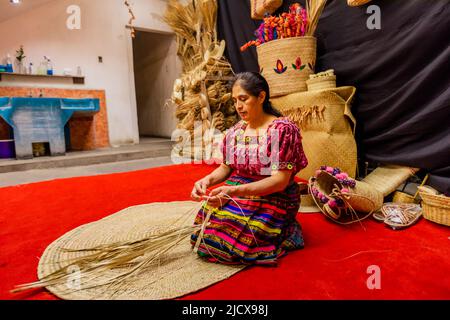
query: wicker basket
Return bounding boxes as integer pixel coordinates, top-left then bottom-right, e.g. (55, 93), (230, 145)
(257, 37), (317, 97)
(306, 70), (337, 92)
(392, 191), (419, 204)
(418, 186), (450, 226)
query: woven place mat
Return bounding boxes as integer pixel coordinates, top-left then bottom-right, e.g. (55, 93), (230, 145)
(37, 201), (245, 300)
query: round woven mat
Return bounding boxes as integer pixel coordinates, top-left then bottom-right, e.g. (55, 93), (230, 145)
(38, 201), (245, 300)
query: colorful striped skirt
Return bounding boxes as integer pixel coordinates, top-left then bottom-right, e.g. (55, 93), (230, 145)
(191, 174), (304, 266)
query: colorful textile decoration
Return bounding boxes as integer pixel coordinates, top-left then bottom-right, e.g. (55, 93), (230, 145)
(240, 3), (308, 52)
(310, 166), (356, 209)
(274, 59), (288, 74)
(292, 57), (306, 70)
(192, 118), (309, 265)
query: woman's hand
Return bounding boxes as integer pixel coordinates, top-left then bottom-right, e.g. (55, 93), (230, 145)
(203, 186), (238, 208)
(191, 177), (211, 202)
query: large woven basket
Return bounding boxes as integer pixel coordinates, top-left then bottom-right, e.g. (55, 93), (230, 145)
(257, 37), (317, 97)
(418, 186), (450, 226)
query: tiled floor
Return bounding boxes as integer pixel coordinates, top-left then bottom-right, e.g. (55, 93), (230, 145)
(0, 137), (177, 187)
(0, 156), (175, 188)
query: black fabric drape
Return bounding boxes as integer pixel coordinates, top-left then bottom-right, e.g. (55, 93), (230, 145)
(217, 0), (450, 194)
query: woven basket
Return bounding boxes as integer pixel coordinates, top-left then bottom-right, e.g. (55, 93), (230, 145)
(272, 87), (357, 180)
(257, 37), (317, 97)
(306, 70), (337, 92)
(310, 171), (383, 225)
(418, 186), (450, 226)
(392, 191), (419, 204)
(251, 0), (283, 20)
(347, 0), (372, 7)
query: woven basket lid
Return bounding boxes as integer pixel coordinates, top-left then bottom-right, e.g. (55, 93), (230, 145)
(37, 201), (245, 300)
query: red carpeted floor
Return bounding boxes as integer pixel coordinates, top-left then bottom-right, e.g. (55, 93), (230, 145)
(0, 163), (449, 300)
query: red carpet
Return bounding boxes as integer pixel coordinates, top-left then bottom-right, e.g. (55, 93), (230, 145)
(0, 163), (449, 300)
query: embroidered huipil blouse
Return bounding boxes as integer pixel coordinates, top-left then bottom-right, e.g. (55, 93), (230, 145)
(222, 117), (308, 180)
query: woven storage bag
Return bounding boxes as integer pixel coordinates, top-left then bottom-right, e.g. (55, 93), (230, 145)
(251, 0), (283, 20)
(272, 87), (357, 180)
(347, 0), (372, 7)
(257, 37), (317, 97)
(418, 186), (450, 226)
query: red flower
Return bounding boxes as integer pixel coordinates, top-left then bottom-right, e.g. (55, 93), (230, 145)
(292, 57), (306, 71)
(274, 59), (288, 74)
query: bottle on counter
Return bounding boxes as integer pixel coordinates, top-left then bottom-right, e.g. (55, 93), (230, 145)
(6, 54), (13, 73)
(38, 57), (48, 75)
(45, 56), (53, 76)
(28, 62), (34, 75)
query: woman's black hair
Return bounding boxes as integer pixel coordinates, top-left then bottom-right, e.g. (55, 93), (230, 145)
(231, 72), (283, 118)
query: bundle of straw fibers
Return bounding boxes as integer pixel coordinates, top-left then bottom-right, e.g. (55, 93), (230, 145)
(272, 87), (358, 181)
(164, 0), (236, 160)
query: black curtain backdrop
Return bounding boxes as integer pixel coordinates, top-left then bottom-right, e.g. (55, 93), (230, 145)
(217, 0), (450, 194)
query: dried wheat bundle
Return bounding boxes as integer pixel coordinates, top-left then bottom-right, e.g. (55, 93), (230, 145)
(306, 0), (328, 36)
(164, 0), (236, 160)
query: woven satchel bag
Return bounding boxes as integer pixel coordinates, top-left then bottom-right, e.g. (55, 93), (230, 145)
(251, 0), (283, 20)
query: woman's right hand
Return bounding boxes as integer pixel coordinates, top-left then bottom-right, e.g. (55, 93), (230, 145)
(191, 177), (211, 202)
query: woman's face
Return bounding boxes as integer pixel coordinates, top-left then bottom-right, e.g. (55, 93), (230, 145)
(232, 82), (266, 122)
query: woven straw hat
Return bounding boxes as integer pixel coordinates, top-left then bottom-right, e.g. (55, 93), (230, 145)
(37, 201), (245, 300)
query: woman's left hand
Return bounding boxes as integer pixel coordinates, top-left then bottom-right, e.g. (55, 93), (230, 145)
(203, 186), (238, 208)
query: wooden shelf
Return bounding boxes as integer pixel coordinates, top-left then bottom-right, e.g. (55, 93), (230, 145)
(0, 72), (85, 85)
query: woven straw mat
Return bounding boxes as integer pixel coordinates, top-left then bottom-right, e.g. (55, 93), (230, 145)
(37, 201), (245, 300)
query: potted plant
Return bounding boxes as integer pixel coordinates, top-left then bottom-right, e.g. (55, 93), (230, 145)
(15, 45), (26, 74)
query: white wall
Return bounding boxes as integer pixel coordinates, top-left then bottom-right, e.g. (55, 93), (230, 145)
(0, 0), (175, 146)
(133, 31), (180, 138)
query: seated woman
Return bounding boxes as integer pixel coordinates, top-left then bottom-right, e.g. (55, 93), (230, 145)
(190, 72), (308, 266)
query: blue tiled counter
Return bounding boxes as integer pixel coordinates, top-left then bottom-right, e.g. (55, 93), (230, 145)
(0, 97), (100, 159)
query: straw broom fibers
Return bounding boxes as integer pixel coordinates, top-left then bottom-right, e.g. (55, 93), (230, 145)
(164, 0), (237, 160)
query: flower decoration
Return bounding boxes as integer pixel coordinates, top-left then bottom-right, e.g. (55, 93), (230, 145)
(274, 59), (288, 74)
(292, 57), (306, 71)
(311, 166), (357, 209)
